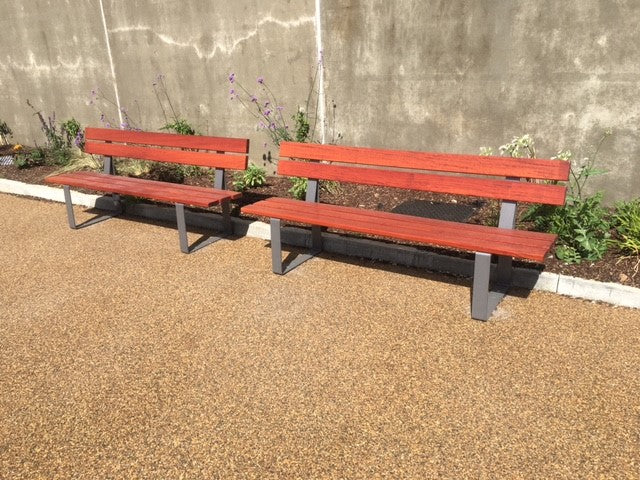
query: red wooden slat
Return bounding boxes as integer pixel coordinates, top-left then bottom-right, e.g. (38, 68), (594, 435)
(244, 197), (555, 252)
(84, 141), (248, 170)
(242, 198), (555, 262)
(257, 197), (556, 249)
(278, 160), (567, 205)
(46, 172), (240, 207)
(85, 127), (249, 153)
(280, 142), (570, 181)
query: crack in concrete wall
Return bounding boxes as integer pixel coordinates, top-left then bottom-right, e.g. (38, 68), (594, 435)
(107, 15), (316, 60)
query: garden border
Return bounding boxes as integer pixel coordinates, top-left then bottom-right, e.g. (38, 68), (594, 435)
(2, 177), (638, 310)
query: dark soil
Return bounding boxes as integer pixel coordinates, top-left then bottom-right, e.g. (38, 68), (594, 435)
(1, 157), (638, 289)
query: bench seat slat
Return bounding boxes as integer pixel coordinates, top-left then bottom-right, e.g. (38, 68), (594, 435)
(46, 172), (240, 208)
(278, 160), (567, 205)
(85, 127), (250, 153)
(84, 142), (247, 170)
(242, 198), (556, 262)
(280, 142), (571, 181)
(257, 197), (555, 249)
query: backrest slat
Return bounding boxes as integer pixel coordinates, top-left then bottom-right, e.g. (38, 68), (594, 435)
(280, 142), (570, 182)
(86, 127), (249, 154)
(278, 160), (567, 205)
(85, 141), (247, 170)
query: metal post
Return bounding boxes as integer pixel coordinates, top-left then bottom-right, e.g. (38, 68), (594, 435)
(270, 218), (284, 274)
(63, 186), (77, 229)
(103, 155), (114, 175)
(471, 252), (492, 321)
(305, 179), (319, 203)
(214, 168), (225, 190)
(176, 203), (189, 254)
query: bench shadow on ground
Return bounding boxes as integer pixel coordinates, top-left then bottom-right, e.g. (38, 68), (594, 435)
(265, 199), (537, 304)
(79, 200), (242, 250)
(273, 244), (534, 305)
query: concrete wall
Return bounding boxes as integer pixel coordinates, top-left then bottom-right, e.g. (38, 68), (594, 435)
(1, 0), (638, 200)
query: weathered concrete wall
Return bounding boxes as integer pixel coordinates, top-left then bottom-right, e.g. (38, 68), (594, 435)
(1, 0), (638, 200)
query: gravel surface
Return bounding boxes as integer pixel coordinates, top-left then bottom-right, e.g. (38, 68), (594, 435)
(1, 193), (639, 479)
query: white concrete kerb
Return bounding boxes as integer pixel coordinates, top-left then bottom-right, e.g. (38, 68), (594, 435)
(2, 177), (638, 310)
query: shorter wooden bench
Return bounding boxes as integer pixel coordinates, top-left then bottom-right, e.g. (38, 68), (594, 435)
(242, 142), (570, 320)
(46, 128), (249, 253)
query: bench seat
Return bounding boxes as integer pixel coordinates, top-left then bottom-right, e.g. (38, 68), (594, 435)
(243, 197), (556, 263)
(46, 171), (241, 208)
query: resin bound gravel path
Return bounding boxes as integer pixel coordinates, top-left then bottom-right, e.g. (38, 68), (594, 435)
(1, 193), (639, 479)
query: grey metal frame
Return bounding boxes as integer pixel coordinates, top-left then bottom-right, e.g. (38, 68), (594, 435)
(470, 181), (519, 321)
(269, 178), (322, 274)
(63, 154), (233, 254)
(175, 199), (232, 254)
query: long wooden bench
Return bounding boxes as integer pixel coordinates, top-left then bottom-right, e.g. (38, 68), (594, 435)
(46, 127), (249, 253)
(242, 141), (570, 320)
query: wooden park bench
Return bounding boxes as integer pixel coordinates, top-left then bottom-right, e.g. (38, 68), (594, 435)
(242, 141), (570, 320)
(45, 127), (249, 253)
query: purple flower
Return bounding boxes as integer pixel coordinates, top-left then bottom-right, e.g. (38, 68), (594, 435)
(120, 122), (129, 129)
(257, 76), (264, 84)
(276, 106), (284, 112)
(250, 95), (257, 103)
(228, 73), (235, 83)
(258, 121), (266, 129)
(264, 101), (270, 107)
(264, 109), (271, 117)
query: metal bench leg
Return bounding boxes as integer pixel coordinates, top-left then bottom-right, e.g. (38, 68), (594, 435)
(176, 203), (228, 254)
(176, 203), (189, 254)
(270, 219), (322, 275)
(63, 186), (77, 229)
(472, 252), (492, 321)
(472, 252), (512, 321)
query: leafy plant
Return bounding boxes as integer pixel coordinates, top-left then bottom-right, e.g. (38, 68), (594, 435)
(61, 118), (85, 149)
(289, 177), (308, 199)
(0, 120), (13, 145)
(15, 147), (46, 169)
(487, 131), (613, 264)
(160, 118), (196, 136)
(232, 163), (267, 191)
(612, 199), (640, 256)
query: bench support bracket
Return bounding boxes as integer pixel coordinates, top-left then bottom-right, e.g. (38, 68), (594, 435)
(270, 218), (322, 275)
(62, 186), (121, 230)
(471, 252), (511, 321)
(175, 202), (231, 254)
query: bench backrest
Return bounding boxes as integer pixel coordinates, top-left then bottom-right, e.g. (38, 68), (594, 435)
(278, 142), (570, 206)
(84, 128), (249, 188)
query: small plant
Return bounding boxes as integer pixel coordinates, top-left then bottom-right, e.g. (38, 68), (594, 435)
(61, 118), (85, 149)
(288, 177), (307, 199)
(153, 74), (197, 135)
(486, 131), (613, 264)
(612, 199), (640, 256)
(232, 163), (267, 191)
(0, 120), (13, 145)
(15, 147), (46, 169)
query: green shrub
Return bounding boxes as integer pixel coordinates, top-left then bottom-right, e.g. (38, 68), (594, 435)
(232, 163), (267, 191)
(15, 147), (46, 169)
(289, 177), (307, 199)
(160, 118), (196, 136)
(612, 199), (640, 256)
